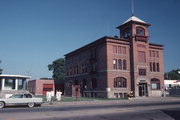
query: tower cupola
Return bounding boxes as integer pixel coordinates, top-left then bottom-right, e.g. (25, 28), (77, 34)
(117, 16), (151, 40)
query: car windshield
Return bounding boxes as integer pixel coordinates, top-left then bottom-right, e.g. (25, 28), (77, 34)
(9, 94), (24, 98)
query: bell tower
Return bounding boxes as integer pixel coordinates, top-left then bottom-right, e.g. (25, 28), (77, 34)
(116, 15), (151, 40)
(116, 16), (152, 97)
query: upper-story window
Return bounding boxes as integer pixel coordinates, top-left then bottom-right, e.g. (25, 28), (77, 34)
(113, 59), (117, 69)
(139, 69), (146, 76)
(113, 45), (126, 55)
(149, 50), (159, 58)
(136, 27), (145, 36)
(122, 28), (130, 38)
(138, 51), (146, 63)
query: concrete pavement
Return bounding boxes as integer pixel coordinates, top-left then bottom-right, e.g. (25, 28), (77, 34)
(1, 97), (180, 120)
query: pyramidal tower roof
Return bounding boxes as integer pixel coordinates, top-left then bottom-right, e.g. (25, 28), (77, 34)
(123, 15), (146, 24)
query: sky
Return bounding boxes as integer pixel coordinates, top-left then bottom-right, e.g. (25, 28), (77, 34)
(0, 0), (180, 79)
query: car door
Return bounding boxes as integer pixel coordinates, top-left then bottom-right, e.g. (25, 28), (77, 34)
(6, 94), (24, 104)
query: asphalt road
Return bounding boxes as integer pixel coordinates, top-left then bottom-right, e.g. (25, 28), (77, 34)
(1, 97), (180, 120)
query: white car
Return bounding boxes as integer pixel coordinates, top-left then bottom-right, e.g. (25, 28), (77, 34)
(0, 93), (43, 108)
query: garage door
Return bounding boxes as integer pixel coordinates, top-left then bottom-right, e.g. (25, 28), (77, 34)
(43, 84), (53, 96)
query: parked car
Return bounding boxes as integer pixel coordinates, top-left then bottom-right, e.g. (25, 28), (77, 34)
(0, 93), (43, 108)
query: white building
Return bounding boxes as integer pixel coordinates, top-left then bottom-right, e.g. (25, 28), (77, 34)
(164, 80), (180, 90)
(0, 74), (31, 98)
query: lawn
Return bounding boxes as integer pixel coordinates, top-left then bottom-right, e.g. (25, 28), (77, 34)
(34, 95), (128, 102)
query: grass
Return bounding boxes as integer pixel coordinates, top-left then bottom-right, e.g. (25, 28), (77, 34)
(34, 95), (128, 102)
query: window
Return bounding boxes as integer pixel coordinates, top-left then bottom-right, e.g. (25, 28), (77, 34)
(24, 94), (32, 98)
(123, 60), (127, 70)
(150, 62), (152, 72)
(150, 62), (160, 72)
(113, 59), (117, 69)
(156, 51), (159, 58)
(118, 59), (122, 70)
(118, 46), (121, 54)
(123, 28), (130, 38)
(151, 78), (160, 90)
(82, 79), (87, 89)
(149, 50), (159, 58)
(92, 78), (97, 89)
(113, 45), (117, 53)
(114, 77), (127, 88)
(139, 69), (146, 76)
(122, 47), (126, 54)
(10, 94), (24, 98)
(91, 49), (96, 58)
(113, 46), (126, 55)
(138, 51), (146, 63)
(136, 27), (145, 36)
(153, 62), (156, 72)
(156, 63), (160, 72)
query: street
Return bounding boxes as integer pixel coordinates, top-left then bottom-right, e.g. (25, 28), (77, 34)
(0, 97), (180, 120)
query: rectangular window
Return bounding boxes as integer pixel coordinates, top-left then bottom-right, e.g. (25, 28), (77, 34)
(151, 83), (160, 90)
(118, 46), (121, 54)
(153, 62), (156, 72)
(139, 69), (146, 76)
(149, 50), (152, 57)
(118, 59), (122, 70)
(113, 45), (117, 53)
(150, 62), (152, 72)
(152, 51), (155, 57)
(92, 78), (97, 89)
(156, 51), (159, 58)
(123, 60), (127, 70)
(138, 51), (146, 63)
(122, 47), (126, 54)
(151, 83), (157, 89)
(156, 63), (160, 72)
(113, 59), (117, 69)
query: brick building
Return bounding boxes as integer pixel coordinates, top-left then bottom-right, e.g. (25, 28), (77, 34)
(28, 78), (55, 96)
(65, 16), (164, 98)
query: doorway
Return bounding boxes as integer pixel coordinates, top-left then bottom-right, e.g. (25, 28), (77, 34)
(139, 83), (148, 96)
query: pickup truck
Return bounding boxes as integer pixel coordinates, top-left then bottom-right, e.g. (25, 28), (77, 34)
(0, 93), (43, 108)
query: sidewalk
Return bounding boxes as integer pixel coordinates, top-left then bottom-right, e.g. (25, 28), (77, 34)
(42, 96), (180, 107)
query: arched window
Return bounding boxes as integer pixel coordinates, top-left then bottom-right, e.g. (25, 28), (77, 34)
(114, 77), (127, 88)
(113, 59), (117, 69)
(123, 60), (127, 70)
(136, 27), (145, 36)
(118, 59), (122, 70)
(153, 62), (156, 72)
(151, 78), (160, 90)
(156, 63), (160, 72)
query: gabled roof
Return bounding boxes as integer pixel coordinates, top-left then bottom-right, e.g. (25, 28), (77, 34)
(123, 15), (146, 24)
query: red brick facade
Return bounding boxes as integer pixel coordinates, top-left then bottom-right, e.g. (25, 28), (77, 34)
(28, 78), (55, 96)
(65, 16), (164, 98)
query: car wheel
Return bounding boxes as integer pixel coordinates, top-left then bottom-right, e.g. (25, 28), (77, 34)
(28, 102), (35, 108)
(0, 102), (5, 108)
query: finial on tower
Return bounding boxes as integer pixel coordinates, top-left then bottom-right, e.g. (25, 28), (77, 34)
(131, 0), (134, 16)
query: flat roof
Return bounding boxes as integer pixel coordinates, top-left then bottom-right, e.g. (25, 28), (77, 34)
(0, 74), (31, 79)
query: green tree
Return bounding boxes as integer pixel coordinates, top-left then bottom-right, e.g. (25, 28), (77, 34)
(165, 69), (180, 80)
(0, 60), (3, 74)
(48, 58), (65, 82)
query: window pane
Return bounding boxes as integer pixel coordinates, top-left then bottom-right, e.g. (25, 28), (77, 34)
(113, 59), (117, 69)
(118, 59), (122, 70)
(152, 83), (157, 89)
(123, 60), (127, 70)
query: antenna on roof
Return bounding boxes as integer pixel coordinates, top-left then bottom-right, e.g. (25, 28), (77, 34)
(131, 0), (134, 16)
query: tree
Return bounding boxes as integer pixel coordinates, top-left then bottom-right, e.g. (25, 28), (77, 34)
(0, 60), (3, 74)
(48, 58), (65, 82)
(165, 69), (180, 80)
